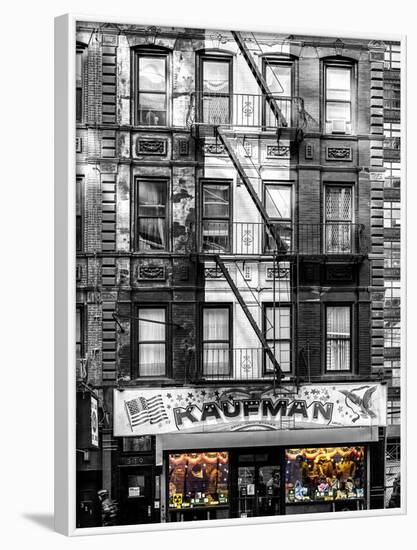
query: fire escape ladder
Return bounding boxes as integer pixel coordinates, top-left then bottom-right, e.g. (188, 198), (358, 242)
(217, 128), (288, 253)
(232, 30), (287, 128)
(211, 253), (284, 383)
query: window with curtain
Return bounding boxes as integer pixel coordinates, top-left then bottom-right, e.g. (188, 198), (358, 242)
(202, 307), (230, 377)
(76, 47), (85, 123)
(326, 306), (351, 371)
(76, 176), (83, 251)
(263, 60), (293, 126)
(324, 63), (354, 133)
(384, 241), (400, 268)
(200, 56), (231, 125)
(136, 52), (168, 126)
(264, 183), (292, 252)
(138, 307), (166, 377)
(202, 182), (231, 253)
(137, 179), (167, 251)
(325, 185), (352, 253)
(264, 305), (291, 373)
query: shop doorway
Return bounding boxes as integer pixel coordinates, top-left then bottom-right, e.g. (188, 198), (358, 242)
(233, 451), (282, 518)
(119, 467), (154, 525)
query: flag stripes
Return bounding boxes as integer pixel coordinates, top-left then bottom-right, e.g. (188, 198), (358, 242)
(125, 395), (168, 429)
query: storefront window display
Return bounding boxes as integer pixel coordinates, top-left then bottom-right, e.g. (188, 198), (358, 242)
(285, 447), (365, 503)
(168, 452), (229, 509)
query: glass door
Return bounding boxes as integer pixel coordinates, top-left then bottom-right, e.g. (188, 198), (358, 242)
(235, 452), (282, 518)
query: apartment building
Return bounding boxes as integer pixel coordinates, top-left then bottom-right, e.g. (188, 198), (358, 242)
(75, 23), (397, 527)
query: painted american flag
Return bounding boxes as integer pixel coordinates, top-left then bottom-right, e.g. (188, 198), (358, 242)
(125, 395), (168, 429)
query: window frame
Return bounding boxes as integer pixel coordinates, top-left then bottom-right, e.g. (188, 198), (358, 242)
(323, 59), (356, 134)
(76, 175), (84, 252)
(263, 181), (293, 253)
(262, 303), (292, 375)
(201, 303), (233, 378)
(261, 56), (296, 127)
(76, 43), (87, 123)
(135, 177), (169, 252)
(383, 200), (401, 229)
(198, 53), (233, 125)
(325, 304), (353, 373)
(134, 304), (169, 379)
(323, 183), (354, 254)
(133, 47), (170, 127)
(201, 179), (232, 254)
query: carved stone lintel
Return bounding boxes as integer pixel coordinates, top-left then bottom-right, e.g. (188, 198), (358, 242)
(326, 147), (352, 161)
(137, 139), (167, 156)
(202, 143), (225, 155)
(205, 266), (225, 279)
(138, 265), (166, 280)
(266, 145), (290, 158)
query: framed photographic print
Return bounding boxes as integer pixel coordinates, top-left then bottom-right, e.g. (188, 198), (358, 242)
(54, 13), (405, 535)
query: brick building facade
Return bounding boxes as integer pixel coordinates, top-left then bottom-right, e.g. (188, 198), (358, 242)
(75, 22), (401, 527)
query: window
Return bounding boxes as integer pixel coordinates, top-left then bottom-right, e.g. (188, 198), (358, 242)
(76, 306), (85, 379)
(384, 81), (400, 111)
(137, 179), (167, 251)
(326, 306), (351, 371)
(384, 122), (400, 151)
(384, 43), (401, 70)
(324, 185), (353, 253)
(264, 183), (292, 252)
(168, 452), (229, 509)
(76, 46), (86, 122)
(76, 176), (83, 251)
(202, 306), (231, 377)
(263, 59), (293, 126)
(135, 50), (168, 126)
(202, 181), (231, 253)
(384, 162), (401, 189)
(384, 280), (401, 308)
(384, 241), (400, 268)
(138, 307), (167, 377)
(122, 436), (152, 453)
(383, 361), (401, 387)
(384, 320), (400, 348)
(285, 447), (365, 503)
(324, 62), (353, 133)
(387, 400), (401, 425)
(383, 201), (401, 228)
(264, 305), (291, 373)
(200, 56), (232, 125)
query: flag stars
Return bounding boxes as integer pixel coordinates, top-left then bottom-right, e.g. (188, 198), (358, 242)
(166, 393), (172, 399)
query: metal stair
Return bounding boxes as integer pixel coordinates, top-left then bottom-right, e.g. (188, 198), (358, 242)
(208, 253), (284, 382)
(217, 128), (288, 253)
(232, 30), (288, 128)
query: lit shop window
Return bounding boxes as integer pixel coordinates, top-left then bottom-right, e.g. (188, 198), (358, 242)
(285, 447), (365, 503)
(168, 452), (229, 509)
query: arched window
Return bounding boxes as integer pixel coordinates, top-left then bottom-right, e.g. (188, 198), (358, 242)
(323, 57), (356, 134)
(133, 47), (170, 126)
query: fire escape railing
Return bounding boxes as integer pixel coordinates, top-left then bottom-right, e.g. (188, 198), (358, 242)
(192, 222), (366, 256)
(187, 92), (305, 129)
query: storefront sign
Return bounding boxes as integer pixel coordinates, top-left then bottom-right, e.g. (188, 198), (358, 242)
(91, 396), (99, 448)
(113, 383), (387, 437)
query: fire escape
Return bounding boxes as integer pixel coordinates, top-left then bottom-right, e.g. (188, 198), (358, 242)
(187, 32), (365, 388)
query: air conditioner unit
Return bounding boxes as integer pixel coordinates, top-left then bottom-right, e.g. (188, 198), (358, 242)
(326, 120), (352, 135)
